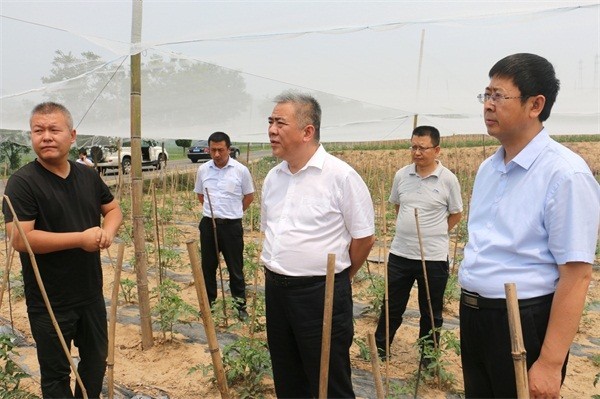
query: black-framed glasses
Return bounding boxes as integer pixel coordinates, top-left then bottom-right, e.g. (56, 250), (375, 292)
(410, 145), (436, 152)
(477, 93), (526, 104)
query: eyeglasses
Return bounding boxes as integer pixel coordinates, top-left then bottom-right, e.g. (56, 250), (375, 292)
(410, 145), (436, 153)
(477, 93), (525, 104)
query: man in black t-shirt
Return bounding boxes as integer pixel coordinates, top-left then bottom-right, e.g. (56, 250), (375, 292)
(2, 102), (122, 398)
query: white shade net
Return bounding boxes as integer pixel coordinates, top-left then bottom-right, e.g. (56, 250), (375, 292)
(1, 1), (598, 146)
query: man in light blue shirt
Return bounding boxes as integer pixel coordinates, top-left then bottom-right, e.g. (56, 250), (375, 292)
(459, 53), (600, 398)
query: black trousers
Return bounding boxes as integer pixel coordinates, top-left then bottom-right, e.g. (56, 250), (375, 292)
(460, 292), (567, 398)
(199, 216), (246, 309)
(374, 253), (448, 352)
(28, 296), (108, 399)
(265, 268), (355, 398)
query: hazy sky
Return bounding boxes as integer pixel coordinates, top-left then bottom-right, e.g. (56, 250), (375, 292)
(1, 1), (598, 141)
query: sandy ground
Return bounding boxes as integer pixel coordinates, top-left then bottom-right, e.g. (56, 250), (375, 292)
(1, 142), (600, 398)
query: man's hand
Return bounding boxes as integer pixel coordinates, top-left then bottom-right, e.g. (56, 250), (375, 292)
(81, 227), (114, 252)
(528, 359), (561, 399)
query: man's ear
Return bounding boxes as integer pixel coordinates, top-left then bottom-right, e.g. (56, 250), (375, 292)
(303, 124), (315, 142)
(71, 129), (77, 144)
(529, 95), (546, 119)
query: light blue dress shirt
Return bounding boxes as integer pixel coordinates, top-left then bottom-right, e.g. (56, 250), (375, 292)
(459, 129), (600, 298)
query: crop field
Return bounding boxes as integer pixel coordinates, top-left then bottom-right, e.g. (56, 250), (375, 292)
(1, 136), (599, 398)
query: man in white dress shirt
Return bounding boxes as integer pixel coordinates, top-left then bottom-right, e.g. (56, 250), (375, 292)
(261, 91), (375, 398)
(194, 131), (254, 321)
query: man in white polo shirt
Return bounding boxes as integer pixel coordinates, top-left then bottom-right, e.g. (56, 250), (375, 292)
(261, 91), (375, 398)
(194, 131), (254, 321)
(374, 125), (462, 366)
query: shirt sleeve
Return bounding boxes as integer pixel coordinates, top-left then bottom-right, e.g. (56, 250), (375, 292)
(342, 169), (375, 239)
(388, 169), (402, 205)
(241, 166), (255, 195)
(546, 170), (600, 265)
(447, 173), (463, 214)
(193, 165), (204, 194)
(2, 175), (37, 223)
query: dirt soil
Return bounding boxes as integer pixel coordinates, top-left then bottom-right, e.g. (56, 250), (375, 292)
(1, 142), (600, 398)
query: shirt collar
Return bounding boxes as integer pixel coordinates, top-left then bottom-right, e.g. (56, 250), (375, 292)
(511, 128), (550, 170)
(408, 160), (443, 177)
(277, 144), (326, 175)
(492, 128), (550, 171)
(208, 157), (233, 170)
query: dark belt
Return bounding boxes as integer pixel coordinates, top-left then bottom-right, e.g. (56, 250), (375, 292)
(265, 267), (348, 288)
(461, 289), (554, 310)
(203, 217), (241, 225)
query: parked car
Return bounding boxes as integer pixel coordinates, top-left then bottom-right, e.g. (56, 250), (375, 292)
(187, 140), (240, 163)
(89, 139), (168, 174)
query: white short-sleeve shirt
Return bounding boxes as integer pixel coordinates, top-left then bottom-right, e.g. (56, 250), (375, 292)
(193, 157), (254, 219)
(260, 145), (375, 276)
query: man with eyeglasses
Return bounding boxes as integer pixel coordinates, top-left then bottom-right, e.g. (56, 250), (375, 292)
(374, 125), (462, 368)
(459, 53), (600, 398)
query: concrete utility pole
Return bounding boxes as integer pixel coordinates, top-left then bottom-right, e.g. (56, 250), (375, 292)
(413, 29), (425, 130)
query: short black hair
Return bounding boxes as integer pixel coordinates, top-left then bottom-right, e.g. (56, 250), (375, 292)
(489, 53), (560, 122)
(78, 148), (88, 156)
(208, 131), (231, 147)
(30, 102), (74, 130)
(412, 125), (440, 147)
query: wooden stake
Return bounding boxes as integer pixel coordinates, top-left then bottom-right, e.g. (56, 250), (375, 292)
(368, 332), (385, 399)
(380, 184), (390, 396)
(204, 187), (228, 326)
(414, 208), (441, 389)
(3, 195), (88, 399)
(249, 232), (263, 339)
(318, 253), (336, 399)
(505, 283), (530, 399)
(186, 239), (230, 399)
(0, 227), (16, 311)
(107, 241), (125, 399)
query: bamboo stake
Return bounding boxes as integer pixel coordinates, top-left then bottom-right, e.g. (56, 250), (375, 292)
(204, 187), (228, 325)
(368, 332), (385, 399)
(130, 0), (153, 350)
(318, 253), (336, 399)
(3, 195), (88, 399)
(505, 283), (530, 399)
(380, 184), (390, 396)
(249, 232), (263, 339)
(414, 208), (441, 389)
(450, 224), (460, 275)
(0, 227), (16, 311)
(186, 239), (230, 399)
(151, 183), (163, 284)
(107, 241), (125, 399)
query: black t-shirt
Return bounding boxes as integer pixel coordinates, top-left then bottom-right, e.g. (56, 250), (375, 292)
(2, 160), (114, 312)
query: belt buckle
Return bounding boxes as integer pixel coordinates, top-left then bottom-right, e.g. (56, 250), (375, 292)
(462, 291), (479, 309)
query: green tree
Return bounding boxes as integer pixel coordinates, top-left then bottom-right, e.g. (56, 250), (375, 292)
(175, 139), (192, 156)
(41, 50), (129, 131)
(0, 141), (31, 173)
(40, 50), (253, 134)
(141, 54), (252, 128)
